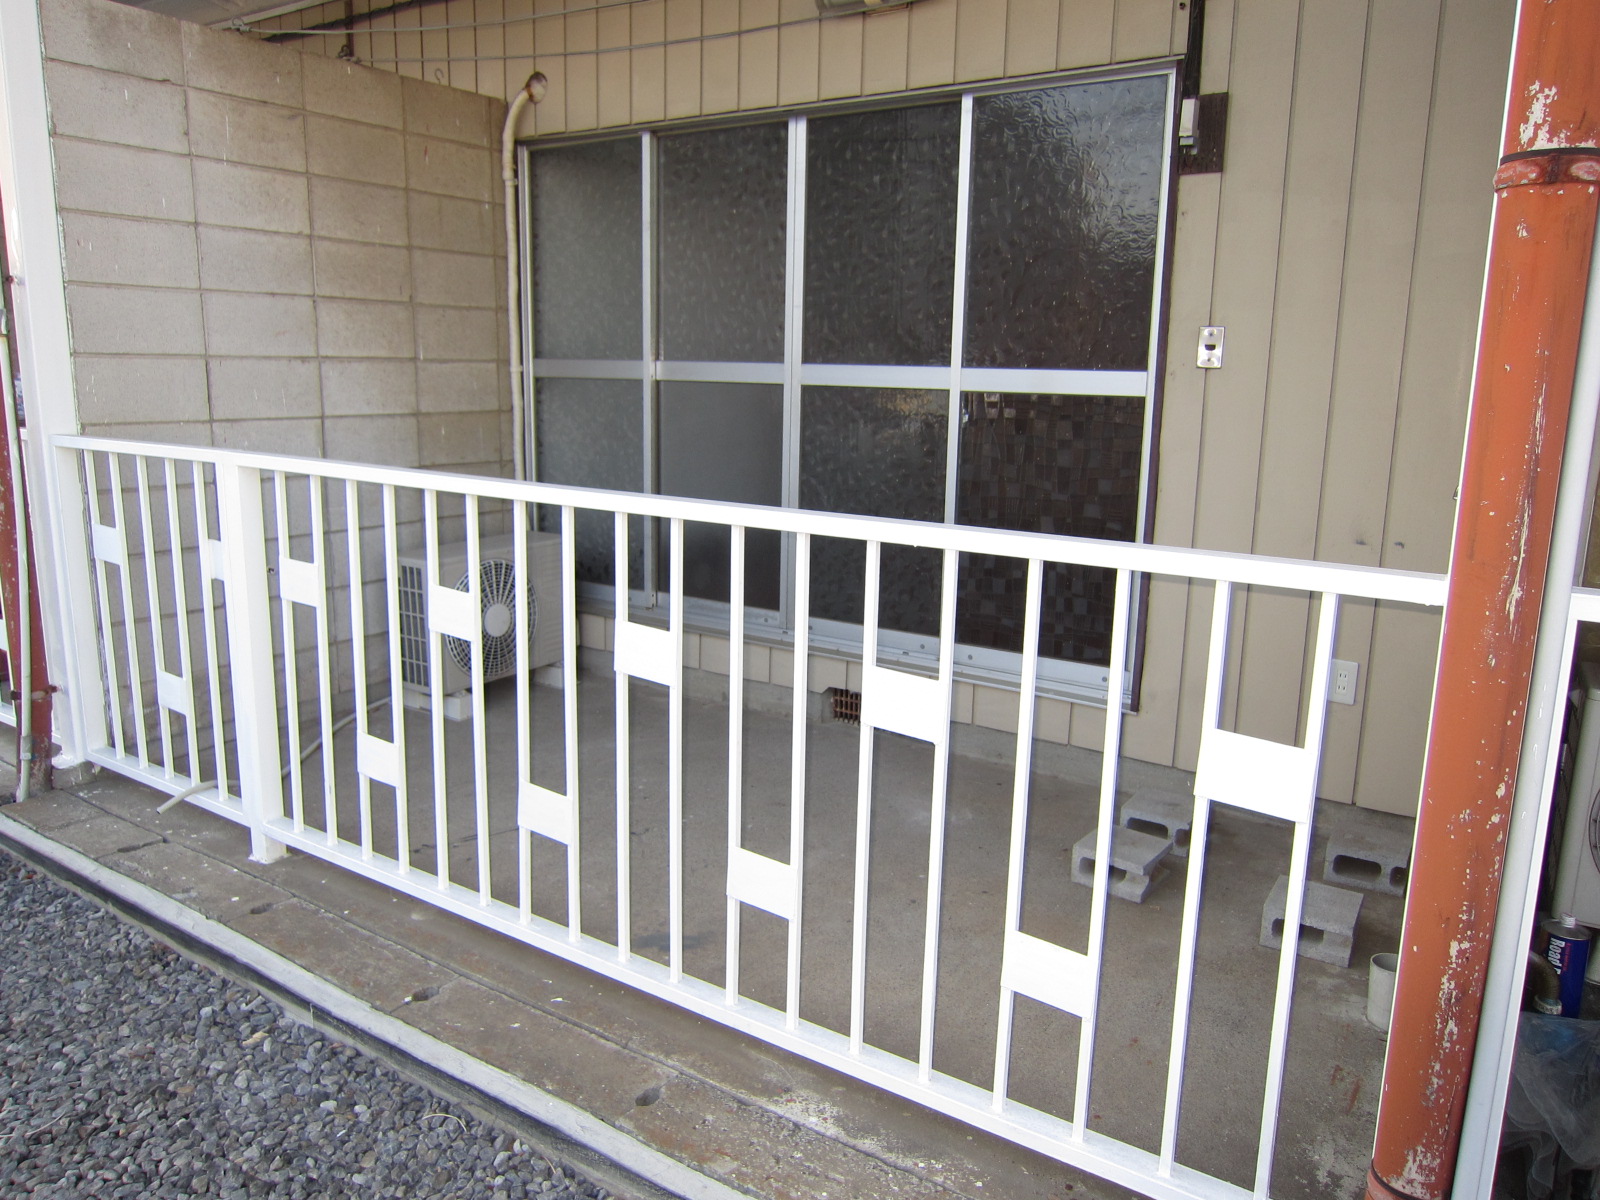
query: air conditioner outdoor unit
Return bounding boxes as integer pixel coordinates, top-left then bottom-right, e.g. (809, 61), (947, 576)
(396, 532), (562, 702)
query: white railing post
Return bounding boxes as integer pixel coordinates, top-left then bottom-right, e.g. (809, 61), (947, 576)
(215, 457), (286, 863)
(48, 442), (110, 764)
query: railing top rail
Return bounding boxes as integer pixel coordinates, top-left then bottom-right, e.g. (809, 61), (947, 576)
(56, 434), (1447, 608)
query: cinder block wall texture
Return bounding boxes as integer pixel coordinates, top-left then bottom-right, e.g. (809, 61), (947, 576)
(43, 0), (512, 477)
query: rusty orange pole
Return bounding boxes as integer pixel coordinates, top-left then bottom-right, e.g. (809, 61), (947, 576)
(1365, 5), (1600, 1200)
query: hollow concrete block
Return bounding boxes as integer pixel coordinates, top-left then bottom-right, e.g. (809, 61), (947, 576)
(1260, 875), (1364, 968)
(1071, 827), (1172, 903)
(1117, 788), (1194, 857)
(1322, 825), (1411, 896)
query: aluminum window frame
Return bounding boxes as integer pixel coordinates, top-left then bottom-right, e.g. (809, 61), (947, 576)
(522, 63), (1178, 706)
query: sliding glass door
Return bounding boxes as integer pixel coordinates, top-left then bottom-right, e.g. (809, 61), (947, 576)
(526, 67), (1174, 702)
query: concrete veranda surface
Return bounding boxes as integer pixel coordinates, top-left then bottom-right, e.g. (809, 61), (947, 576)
(0, 668), (1413, 1200)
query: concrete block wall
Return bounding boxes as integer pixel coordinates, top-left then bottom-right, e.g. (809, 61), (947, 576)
(43, 0), (511, 476)
(41, 0), (515, 733)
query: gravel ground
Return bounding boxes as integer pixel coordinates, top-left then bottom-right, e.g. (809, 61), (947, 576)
(0, 849), (613, 1200)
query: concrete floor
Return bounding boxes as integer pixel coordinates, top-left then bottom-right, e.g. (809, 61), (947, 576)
(2, 661), (1413, 1200)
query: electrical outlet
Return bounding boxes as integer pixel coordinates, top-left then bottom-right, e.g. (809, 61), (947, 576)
(1330, 659), (1359, 706)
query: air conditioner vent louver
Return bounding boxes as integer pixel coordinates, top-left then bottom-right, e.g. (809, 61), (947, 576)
(398, 561), (429, 688)
(396, 533), (563, 697)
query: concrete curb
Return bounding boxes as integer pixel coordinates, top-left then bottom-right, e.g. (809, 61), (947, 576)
(0, 811), (754, 1200)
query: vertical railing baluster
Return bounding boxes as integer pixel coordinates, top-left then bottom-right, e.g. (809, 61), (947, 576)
(310, 477), (338, 843)
(786, 531), (811, 1031)
(86, 453), (128, 760)
(725, 525), (746, 1005)
(917, 547), (960, 1083)
(215, 457), (286, 863)
(614, 510), (632, 961)
(384, 484), (409, 872)
(516, 500), (533, 924)
(134, 457), (174, 777)
(344, 479), (368, 851)
(1161, 580), (1233, 1170)
(467, 497), (490, 904)
(992, 556), (1044, 1110)
(561, 505), (582, 940)
(426, 490), (448, 885)
(667, 516), (685, 983)
(273, 471), (304, 831)
(108, 456), (148, 769)
(849, 539), (882, 1055)
(1253, 591), (1339, 1196)
(162, 459), (198, 784)
(1075, 567), (1134, 1136)
(192, 461), (231, 804)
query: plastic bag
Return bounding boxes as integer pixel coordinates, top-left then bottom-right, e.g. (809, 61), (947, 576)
(1499, 1013), (1600, 1199)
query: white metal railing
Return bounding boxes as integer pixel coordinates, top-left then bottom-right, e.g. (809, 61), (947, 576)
(55, 433), (1448, 1200)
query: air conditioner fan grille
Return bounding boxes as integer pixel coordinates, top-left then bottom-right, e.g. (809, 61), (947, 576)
(443, 557), (534, 680)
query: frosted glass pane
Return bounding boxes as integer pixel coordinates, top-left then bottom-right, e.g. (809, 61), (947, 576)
(955, 393), (1144, 664)
(530, 139), (642, 359)
(965, 77), (1166, 371)
(658, 124), (787, 362)
(799, 387), (946, 634)
(534, 377), (643, 586)
(804, 104), (960, 366)
(658, 382), (783, 608)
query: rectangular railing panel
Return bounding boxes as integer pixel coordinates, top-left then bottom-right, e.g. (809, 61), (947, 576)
(54, 434), (1451, 1200)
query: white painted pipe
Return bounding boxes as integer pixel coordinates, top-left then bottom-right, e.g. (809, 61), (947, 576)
(1366, 952), (1398, 1033)
(502, 73), (545, 483)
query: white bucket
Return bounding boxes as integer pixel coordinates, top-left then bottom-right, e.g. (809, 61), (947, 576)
(1368, 952), (1398, 1033)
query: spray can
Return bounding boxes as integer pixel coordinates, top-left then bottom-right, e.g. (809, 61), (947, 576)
(1542, 914), (1593, 1017)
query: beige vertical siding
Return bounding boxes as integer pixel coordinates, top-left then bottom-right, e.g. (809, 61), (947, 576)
(252, 0), (1516, 814)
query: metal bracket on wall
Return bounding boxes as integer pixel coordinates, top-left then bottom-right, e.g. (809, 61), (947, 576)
(1178, 93), (1229, 176)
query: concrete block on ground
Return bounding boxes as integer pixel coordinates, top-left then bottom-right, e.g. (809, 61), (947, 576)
(1323, 824), (1411, 896)
(1118, 787), (1194, 857)
(1071, 826), (1172, 903)
(1261, 875), (1364, 968)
